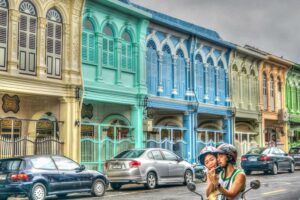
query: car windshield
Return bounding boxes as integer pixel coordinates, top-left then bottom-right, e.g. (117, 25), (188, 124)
(0, 159), (24, 173)
(114, 150), (145, 158)
(289, 148), (300, 154)
(247, 148), (269, 155)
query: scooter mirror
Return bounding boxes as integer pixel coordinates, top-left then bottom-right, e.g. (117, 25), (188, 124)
(250, 180), (260, 189)
(187, 182), (196, 192)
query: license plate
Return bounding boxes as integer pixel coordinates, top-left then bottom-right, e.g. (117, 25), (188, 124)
(112, 165), (122, 169)
(248, 157), (257, 161)
(0, 174), (6, 181)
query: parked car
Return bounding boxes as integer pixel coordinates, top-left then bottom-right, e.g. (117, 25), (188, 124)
(289, 147), (300, 166)
(241, 147), (295, 175)
(105, 148), (194, 190)
(0, 155), (109, 200)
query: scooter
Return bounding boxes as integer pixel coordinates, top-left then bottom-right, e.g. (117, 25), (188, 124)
(192, 163), (207, 182)
(187, 179), (260, 200)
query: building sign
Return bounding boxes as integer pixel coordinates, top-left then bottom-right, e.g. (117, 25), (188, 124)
(2, 94), (20, 113)
(81, 103), (93, 119)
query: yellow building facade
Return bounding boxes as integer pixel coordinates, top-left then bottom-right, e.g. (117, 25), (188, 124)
(0, 0), (84, 161)
(258, 55), (293, 152)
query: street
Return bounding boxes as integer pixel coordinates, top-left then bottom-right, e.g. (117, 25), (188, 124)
(10, 169), (300, 200)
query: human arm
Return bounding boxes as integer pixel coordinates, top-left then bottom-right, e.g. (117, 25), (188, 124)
(217, 173), (246, 199)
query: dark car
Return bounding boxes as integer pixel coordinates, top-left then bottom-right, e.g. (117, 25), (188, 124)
(289, 147), (300, 166)
(0, 155), (109, 200)
(241, 147), (295, 175)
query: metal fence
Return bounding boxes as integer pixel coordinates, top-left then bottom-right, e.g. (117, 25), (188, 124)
(0, 136), (64, 159)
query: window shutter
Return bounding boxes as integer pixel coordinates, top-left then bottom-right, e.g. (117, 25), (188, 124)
(82, 32), (87, 62)
(127, 44), (132, 71)
(0, 8), (8, 69)
(121, 43), (126, 69)
(88, 33), (95, 63)
(108, 39), (114, 67)
(102, 38), (108, 65)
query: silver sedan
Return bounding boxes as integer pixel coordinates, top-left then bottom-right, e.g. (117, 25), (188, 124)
(105, 148), (194, 190)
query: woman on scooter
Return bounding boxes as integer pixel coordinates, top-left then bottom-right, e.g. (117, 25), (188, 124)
(198, 146), (220, 200)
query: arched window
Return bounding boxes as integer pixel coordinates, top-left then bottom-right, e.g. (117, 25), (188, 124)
(0, 0), (8, 70)
(218, 60), (226, 104)
(176, 49), (186, 99)
(121, 31), (133, 71)
(195, 54), (204, 101)
(102, 25), (114, 68)
(270, 75), (275, 111)
(162, 45), (172, 96)
(82, 18), (97, 64)
(19, 0), (37, 74)
(277, 77), (282, 109)
(146, 40), (158, 95)
(207, 57), (215, 103)
(263, 72), (268, 110)
(46, 8), (62, 78)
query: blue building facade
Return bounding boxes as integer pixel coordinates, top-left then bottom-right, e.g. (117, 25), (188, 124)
(130, 4), (235, 162)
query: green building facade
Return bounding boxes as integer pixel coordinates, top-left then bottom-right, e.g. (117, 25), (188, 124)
(80, 0), (150, 171)
(286, 64), (300, 147)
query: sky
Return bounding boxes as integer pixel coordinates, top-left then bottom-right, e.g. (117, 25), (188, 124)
(131, 0), (300, 63)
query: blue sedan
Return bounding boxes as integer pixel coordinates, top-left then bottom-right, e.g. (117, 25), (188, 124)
(0, 155), (109, 200)
(241, 147), (295, 175)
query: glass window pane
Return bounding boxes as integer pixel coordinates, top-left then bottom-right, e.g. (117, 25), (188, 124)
(30, 157), (56, 170)
(52, 156), (79, 170)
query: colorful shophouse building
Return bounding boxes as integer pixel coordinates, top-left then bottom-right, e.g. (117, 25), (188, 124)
(0, 0), (84, 161)
(245, 46), (294, 152)
(286, 64), (300, 146)
(131, 3), (234, 163)
(229, 46), (266, 161)
(80, 0), (150, 171)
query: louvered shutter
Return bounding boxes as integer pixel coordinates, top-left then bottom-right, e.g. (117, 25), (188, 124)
(108, 39), (114, 67)
(55, 23), (62, 76)
(0, 8), (8, 69)
(82, 32), (88, 62)
(88, 33), (95, 63)
(219, 68), (225, 104)
(102, 38), (108, 65)
(127, 44), (132, 71)
(146, 48), (152, 91)
(121, 43), (126, 69)
(46, 22), (54, 74)
(165, 54), (172, 96)
(196, 62), (204, 101)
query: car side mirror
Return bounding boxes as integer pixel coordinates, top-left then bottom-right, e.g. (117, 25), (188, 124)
(75, 165), (85, 172)
(177, 157), (184, 162)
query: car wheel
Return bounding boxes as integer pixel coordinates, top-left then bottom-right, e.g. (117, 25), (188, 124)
(289, 162), (295, 173)
(56, 194), (68, 198)
(272, 163), (278, 175)
(29, 182), (47, 200)
(145, 172), (157, 189)
(111, 183), (122, 190)
(244, 170), (251, 175)
(91, 179), (106, 197)
(184, 170), (193, 185)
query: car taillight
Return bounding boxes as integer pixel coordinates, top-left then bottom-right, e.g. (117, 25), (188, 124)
(10, 173), (29, 182)
(129, 160), (141, 168)
(241, 156), (247, 161)
(259, 155), (270, 161)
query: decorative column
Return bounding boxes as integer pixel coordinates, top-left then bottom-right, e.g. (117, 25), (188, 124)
(204, 63), (209, 101)
(172, 55), (178, 96)
(133, 42), (139, 86)
(115, 38), (122, 85)
(59, 96), (81, 162)
(37, 17), (47, 79)
(96, 32), (103, 81)
(131, 105), (144, 148)
(62, 23), (71, 80)
(186, 58), (192, 97)
(7, 9), (19, 75)
(183, 112), (193, 163)
(267, 73), (272, 112)
(223, 117), (232, 144)
(157, 51), (164, 94)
